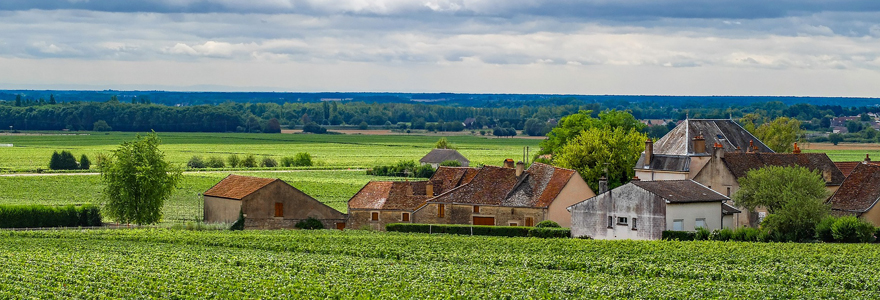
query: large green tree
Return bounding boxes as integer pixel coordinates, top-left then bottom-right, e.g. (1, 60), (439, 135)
(554, 126), (647, 191)
(102, 133), (181, 225)
(539, 109), (644, 156)
(741, 116), (803, 153)
(733, 165), (829, 241)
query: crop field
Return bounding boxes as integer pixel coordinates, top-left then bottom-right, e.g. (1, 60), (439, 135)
(1, 229), (878, 299)
(0, 132), (540, 172)
(0, 170), (401, 221)
(802, 143), (880, 162)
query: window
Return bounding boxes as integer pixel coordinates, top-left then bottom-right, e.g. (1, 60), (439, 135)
(672, 219), (684, 231)
(525, 217), (534, 227)
(438, 204), (445, 218)
(726, 187), (731, 197)
(695, 218), (706, 229)
(473, 206), (480, 213)
(274, 202), (283, 217)
(371, 212), (379, 221)
(607, 216), (613, 228)
(509, 222), (519, 226)
(632, 218), (638, 230)
(617, 217), (628, 225)
(402, 212), (410, 222)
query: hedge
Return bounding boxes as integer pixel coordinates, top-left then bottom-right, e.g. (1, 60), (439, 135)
(662, 230), (695, 241)
(387, 223), (570, 238)
(527, 227), (571, 238)
(0, 204), (102, 228)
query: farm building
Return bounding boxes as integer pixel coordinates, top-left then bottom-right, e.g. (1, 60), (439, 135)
(568, 179), (737, 240)
(203, 174), (346, 230)
(419, 149), (469, 168)
(828, 162), (880, 226)
(413, 162), (594, 228)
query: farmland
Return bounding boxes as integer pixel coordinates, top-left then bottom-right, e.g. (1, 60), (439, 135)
(1, 229), (879, 298)
(0, 132), (541, 172)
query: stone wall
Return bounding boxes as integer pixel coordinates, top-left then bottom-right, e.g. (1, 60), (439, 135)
(412, 203), (547, 227)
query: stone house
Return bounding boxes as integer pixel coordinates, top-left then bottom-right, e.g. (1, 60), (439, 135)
(412, 162), (595, 228)
(203, 174), (346, 230)
(568, 180), (738, 240)
(419, 149), (470, 168)
(347, 181), (433, 231)
(828, 162), (880, 226)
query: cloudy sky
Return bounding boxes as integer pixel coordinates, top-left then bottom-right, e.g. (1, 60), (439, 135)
(1, 0), (879, 96)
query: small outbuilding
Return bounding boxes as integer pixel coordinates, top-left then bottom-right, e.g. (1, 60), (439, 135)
(419, 149), (469, 168)
(203, 174), (346, 230)
(569, 179), (738, 240)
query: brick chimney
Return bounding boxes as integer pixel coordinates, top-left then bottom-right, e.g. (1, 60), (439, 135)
(792, 142), (801, 154)
(515, 161), (524, 177)
(503, 158), (515, 168)
(631, 176), (640, 182)
(692, 134), (706, 154)
(747, 140), (755, 153)
(867, 154), (872, 162)
(713, 142), (725, 159)
(644, 138), (653, 166)
(598, 177), (608, 194)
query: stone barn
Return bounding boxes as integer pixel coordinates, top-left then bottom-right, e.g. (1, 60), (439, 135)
(347, 181), (433, 231)
(203, 174), (346, 230)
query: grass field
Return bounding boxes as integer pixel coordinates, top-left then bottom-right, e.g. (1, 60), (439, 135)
(1, 229), (879, 299)
(0, 131), (541, 172)
(0, 171), (402, 221)
(802, 142), (880, 162)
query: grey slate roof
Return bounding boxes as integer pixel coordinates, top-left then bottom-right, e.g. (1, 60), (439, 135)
(419, 149), (469, 164)
(631, 180), (729, 203)
(652, 119), (773, 155)
(634, 154), (691, 172)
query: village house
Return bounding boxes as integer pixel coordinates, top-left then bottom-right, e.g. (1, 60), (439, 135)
(568, 179), (737, 240)
(835, 155), (873, 177)
(412, 161), (594, 228)
(419, 148), (470, 168)
(828, 160), (880, 226)
(203, 174), (347, 230)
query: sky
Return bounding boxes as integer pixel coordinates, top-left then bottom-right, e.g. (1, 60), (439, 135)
(1, 0), (879, 96)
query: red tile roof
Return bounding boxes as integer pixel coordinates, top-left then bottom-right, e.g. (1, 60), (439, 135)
(430, 163), (579, 208)
(429, 166), (479, 194)
(722, 152), (845, 186)
(829, 163), (880, 213)
(203, 174), (278, 200)
(835, 161), (862, 177)
(348, 181), (431, 211)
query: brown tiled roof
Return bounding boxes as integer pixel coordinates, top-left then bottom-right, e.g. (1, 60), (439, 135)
(835, 161), (861, 177)
(203, 174), (277, 200)
(828, 163), (880, 213)
(722, 152), (845, 186)
(419, 149), (469, 164)
(631, 180), (729, 203)
(429, 163), (579, 208)
(348, 181), (431, 211)
(428, 166), (479, 194)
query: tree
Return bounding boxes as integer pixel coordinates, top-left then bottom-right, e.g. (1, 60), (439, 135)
(49, 94), (56, 105)
(49, 151), (79, 170)
(241, 154), (258, 168)
(227, 154), (241, 168)
(524, 118), (550, 136)
(846, 120), (864, 134)
(753, 117), (803, 153)
(540, 110), (644, 155)
(101, 133), (181, 225)
(264, 118), (281, 133)
(828, 133), (844, 145)
(435, 137), (454, 149)
(92, 120), (112, 131)
(302, 122), (327, 134)
(554, 126), (647, 191)
(733, 166), (829, 241)
(79, 154), (90, 170)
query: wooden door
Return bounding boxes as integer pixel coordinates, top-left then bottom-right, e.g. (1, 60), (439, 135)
(336, 222), (346, 230)
(473, 216), (495, 226)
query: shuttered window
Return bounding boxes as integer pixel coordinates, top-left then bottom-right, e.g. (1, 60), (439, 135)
(274, 202), (283, 217)
(438, 204), (445, 218)
(402, 212), (410, 222)
(525, 217), (534, 227)
(371, 212), (379, 221)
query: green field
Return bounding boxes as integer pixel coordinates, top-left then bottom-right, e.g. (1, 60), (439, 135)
(0, 132), (540, 172)
(1, 229), (878, 299)
(803, 149), (880, 162)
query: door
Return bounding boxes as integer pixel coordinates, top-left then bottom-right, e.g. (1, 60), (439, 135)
(473, 216), (495, 226)
(336, 222), (346, 230)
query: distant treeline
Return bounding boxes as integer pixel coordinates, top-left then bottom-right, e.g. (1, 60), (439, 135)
(0, 94), (879, 135)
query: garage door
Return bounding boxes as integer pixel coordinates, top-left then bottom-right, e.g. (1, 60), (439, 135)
(473, 216), (495, 226)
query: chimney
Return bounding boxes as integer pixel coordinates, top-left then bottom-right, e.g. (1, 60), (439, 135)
(867, 154), (872, 162)
(598, 177), (608, 194)
(516, 161), (524, 177)
(692, 134), (706, 154)
(792, 142), (801, 154)
(644, 138), (653, 166)
(713, 142), (725, 159)
(631, 176), (640, 182)
(426, 184), (434, 197)
(503, 158), (515, 168)
(747, 140), (755, 153)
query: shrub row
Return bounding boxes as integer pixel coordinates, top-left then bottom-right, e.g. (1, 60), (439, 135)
(386, 223), (570, 238)
(0, 204), (102, 228)
(188, 152), (313, 169)
(368, 160), (435, 178)
(665, 216), (880, 243)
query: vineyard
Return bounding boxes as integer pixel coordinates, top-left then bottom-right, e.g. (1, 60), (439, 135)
(0, 132), (540, 172)
(1, 229), (879, 298)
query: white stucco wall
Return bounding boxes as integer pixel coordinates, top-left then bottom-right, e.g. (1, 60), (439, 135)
(569, 183), (666, 240)
(666, 202), (722, 231)
(635, 170), (688, 181)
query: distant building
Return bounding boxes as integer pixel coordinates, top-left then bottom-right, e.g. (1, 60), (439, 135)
(419, 149), (470, 168)
(462, 117), (476, 128)
(203, 175), (346, 230)
(569, 179), (737, 240)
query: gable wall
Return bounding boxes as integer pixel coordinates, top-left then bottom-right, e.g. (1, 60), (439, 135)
(569, 184), (666, 240)
(242, 181), (346, 229)
(860, 202), (880, 227)
(203, 196), (242, 223)
(547, 174), (595, 228)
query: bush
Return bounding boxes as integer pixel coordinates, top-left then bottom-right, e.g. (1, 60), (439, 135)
(79, 154), (91, 170)
(0, 204), (101, 228)
(534, 220), (561, 228)
(815, 216), (838, 243)
(731, 227), (761, 242)
(261, 157), (278, 168)
(92, 120), (112, 131)
(371, 160), (434, 178)
(831, 216), (875, 243)
(295, 217), (325, 230)
(662, 231), (695, 241)
(440, 160), (462, 167)
(240, 154), (258, 168)
(227, 154), (241, 168)
(187, 156), (206, 169)
(230, 210), (245, 231)
(386, 223), (533, 237)
(293, 152), (313, 167)
(711, 228), (734, 241)
(528, 227), (571, 238)
(303, 122), (327, 134)
(695, 227), (712, 240)
(49, 150), (79, 170)
(206, 156), (225, 168)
